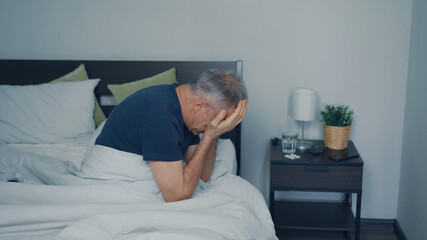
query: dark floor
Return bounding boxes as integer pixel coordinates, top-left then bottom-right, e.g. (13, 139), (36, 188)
(276, 229), (399, 240)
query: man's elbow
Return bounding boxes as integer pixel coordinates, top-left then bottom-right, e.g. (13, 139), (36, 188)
(164, 196), (187, 203)
(201, 175), (210, 183)
(162, 191), (192, 202)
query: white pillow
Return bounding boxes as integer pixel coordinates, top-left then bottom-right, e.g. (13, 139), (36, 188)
(0, 79), (100, 143)
(198, 134), (237, 175)
(215, 138), (238, 175)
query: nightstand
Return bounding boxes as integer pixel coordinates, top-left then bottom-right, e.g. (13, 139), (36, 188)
(270, 140), (363, 240)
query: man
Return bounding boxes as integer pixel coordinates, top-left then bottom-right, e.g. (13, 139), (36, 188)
(94, 69), (247, 202)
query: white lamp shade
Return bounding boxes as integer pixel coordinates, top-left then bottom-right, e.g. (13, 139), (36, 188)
(292, 89), (317, 121)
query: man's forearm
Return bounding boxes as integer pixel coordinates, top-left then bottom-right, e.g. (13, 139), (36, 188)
(200, 137), (218, 182)
(182, 135), (216, 197)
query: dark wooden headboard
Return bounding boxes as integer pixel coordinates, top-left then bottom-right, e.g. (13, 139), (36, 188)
(0, 59), (243, 174)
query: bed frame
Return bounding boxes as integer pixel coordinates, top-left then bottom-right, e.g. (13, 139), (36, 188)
(0, 59), (243, 174)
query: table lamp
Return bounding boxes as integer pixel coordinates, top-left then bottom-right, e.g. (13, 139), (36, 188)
(292, 89), (317, 151)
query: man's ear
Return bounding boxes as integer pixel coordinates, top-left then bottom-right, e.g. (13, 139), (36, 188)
(193, 98), (208, 113)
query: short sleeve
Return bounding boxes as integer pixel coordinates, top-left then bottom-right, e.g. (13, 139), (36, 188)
(141, 120), (182, 161)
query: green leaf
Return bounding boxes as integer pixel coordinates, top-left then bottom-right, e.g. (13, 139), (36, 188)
(320, 104), (353, 126)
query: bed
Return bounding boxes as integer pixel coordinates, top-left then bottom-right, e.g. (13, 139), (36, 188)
(0, 60), (277, 240)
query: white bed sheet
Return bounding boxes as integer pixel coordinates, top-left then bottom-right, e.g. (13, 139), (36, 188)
(0, 141), (277, 240)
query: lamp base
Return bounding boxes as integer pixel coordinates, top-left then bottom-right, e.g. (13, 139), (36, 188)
(296, 140), (313, 151)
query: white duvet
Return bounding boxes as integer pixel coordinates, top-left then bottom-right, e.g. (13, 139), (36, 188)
(0, 141), (277, 240)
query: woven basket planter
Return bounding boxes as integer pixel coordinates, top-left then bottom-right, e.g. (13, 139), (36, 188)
(322, 125), (351, 150)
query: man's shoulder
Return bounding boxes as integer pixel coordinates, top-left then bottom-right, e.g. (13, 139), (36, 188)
(129, 84), (181, 122)
(138, 83), (177, 95)
(119, 83), (177, 106)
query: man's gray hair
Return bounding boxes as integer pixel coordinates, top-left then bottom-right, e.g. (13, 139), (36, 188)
(188, 69), (248, 108)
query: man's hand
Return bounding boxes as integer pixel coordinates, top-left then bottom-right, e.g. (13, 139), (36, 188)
(204, 100), (248, 139)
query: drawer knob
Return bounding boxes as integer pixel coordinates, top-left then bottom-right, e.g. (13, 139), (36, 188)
(305, 166), (329, 172)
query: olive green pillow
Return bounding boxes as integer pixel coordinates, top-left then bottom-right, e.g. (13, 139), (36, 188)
(50, 64), (106, 127)
(107, 68), (177, 104)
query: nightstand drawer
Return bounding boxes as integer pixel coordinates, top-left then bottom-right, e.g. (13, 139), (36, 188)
(270, 164), (363, 191)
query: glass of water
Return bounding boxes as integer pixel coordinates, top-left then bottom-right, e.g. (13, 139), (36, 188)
(282, 130), (298, 154)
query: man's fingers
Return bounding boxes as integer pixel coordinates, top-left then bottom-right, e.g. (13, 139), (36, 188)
(218, 100), (247, 130)
(235, 103), (247, 125)
(232, 104), (247, 128)
(231, 100), (245, 121)
(225, 100), (243, 122)
(218, 101), (244, 128)
(238, 101), (247, 121)
(210, 109), (227, 127)
(233, 101), (247, 125)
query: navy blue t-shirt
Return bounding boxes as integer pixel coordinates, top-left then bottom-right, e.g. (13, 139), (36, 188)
(95, 83), (200, 161)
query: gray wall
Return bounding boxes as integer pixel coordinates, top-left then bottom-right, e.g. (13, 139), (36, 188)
(0, 0), (413, 219)
(397, 0), (427, 238)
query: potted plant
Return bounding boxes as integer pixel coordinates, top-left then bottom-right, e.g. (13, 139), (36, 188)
(320, 105), (354, 150)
